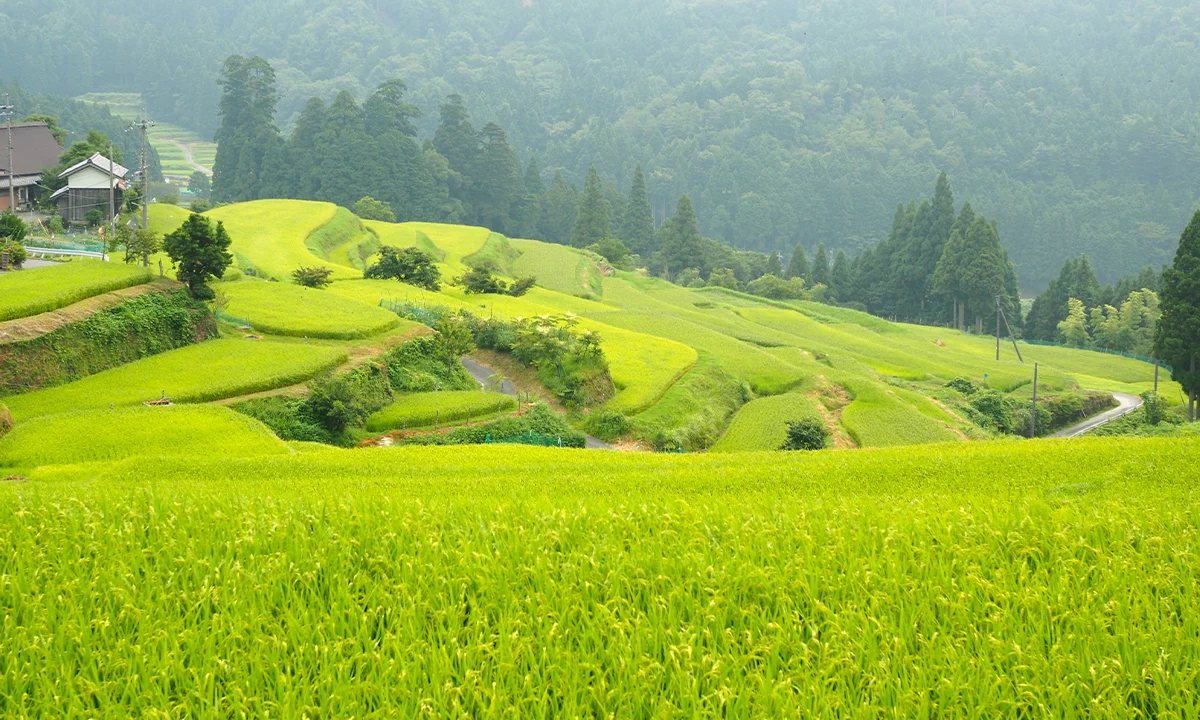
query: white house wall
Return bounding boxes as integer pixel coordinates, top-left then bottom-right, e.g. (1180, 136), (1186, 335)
(68, 166), (122, 190)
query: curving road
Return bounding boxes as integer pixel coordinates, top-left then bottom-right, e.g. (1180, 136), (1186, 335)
(460, 357), (612, 449)
(1052, 392), (1143, 438)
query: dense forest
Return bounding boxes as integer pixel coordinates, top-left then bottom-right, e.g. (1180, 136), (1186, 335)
(5, 0), (1199, 288)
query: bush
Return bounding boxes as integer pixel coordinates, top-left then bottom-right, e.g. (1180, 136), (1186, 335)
(382, 336), (475, 393)
(945, 377), (978, 395)
(365, 246), (441, 291)
(508, 275), (536, 297)
(190, 199), (212, 213)
(402, 404), (587, 448)
(85, 209), (104, 228)
(1142, 391), (1169, 425)
(781, 418), (829, 451)
(0, 212), (27, 243)
(292, 266), (334, 289)
(353, 196), (396, 223)
(0, 404), (12, 437)
(588, 238), (631, 268)
(1, 240), (27, 269)
(583, 410), (631, 442)
(159, 194), (180, 206)
(746, 274), (808, 300)
(233, 396), (335, 445)
(305, 364), (393, 434)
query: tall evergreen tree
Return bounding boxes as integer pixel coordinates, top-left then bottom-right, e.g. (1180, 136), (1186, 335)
(472, 122), (522, 232)
(538, 171), (578, 245)
(569, 166), (612, 248)
(1025, 256), (1102, 340)
(619, 166), (655, 255)
(363, 80), (436, 222)
(512, 156), (545, 240)
(959, 216), (1009, 333)
(211, 55), (280, 203)
(313, 91), (372, 209)
(765, 251), (783, 277)
(786, 242), (809, 282)
(1154, 210), (1200, 422)
(662, 195), (706, 278)
(830, 250), (851, 302)
(283, 97), (327, 199)
(810, 243), (831, 287)
(433, 94), (479, 212)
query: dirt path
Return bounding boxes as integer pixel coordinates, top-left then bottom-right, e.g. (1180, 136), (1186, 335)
(169, 140), (211, 175)
(0, 282), (169, 344)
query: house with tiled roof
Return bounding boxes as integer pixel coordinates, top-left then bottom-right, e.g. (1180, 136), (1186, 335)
(0, 122), (63, 211)
(50, 153), (128, 224)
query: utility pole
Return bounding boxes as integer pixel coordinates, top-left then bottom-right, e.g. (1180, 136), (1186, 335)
(995, 296), (1001, 361)
(1, 94), (14, 213)
(1030, 363), (1039, 438)
(129, 116), (155, 266)
(108, 139), (116, 231)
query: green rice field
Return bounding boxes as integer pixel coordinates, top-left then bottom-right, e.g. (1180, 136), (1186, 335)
(1, 438), (1197, 715)
(2, 339), (346, 420)
(0, 405), (290, 468)
(0, 261), (151, 321)
(366, 390), (518, 431)
(711, 392), (825, 452)
(217, 280), (404, 339)
(207, 201), (359, 281)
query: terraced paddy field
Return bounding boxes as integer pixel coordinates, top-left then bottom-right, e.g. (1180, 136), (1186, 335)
(2, 339), (346, 421)
(0, 261), (151, 322)
(1, 438), (1197, 715)
(217, 280), (403, 339)
(207, 201), (358, 281)
(366, 390), (518, 431)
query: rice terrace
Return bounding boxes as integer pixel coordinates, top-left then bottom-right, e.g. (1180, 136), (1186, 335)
(2, 2), (1200, 715)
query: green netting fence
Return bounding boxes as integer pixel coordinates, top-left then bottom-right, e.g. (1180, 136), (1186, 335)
(379, 299), (448, 328)
(1020, 339), (1171, 372)
(485, 432), (566, 447)
(214, 310), (253, 328)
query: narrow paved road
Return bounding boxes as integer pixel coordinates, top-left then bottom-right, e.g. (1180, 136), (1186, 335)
(1052, 392), (1143, 438)
(168, 139), (212, 175)
(460, 357), (612, 449)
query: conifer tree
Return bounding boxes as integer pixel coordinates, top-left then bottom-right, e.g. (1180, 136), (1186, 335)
(830, 250), (851, 302)
(810, 243), (831, 287)
(570, 166), (612, 248)
(512, 156), (545, 239)
(662, 195), (706, 278)
(538, 171), (578, 245)
(284, 97), (327, 199)
(619, 166), (656, 256)
(765, 251), (783, 277)
(786, 242), (809, 282)
(1154, 210), (1200, 421)
(433, 95), (479, 211)
(211, 55), (281, 203)
(473, 122), (521, 232)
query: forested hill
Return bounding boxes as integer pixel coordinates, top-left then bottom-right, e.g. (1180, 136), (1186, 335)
(5, 0), (1199, 288)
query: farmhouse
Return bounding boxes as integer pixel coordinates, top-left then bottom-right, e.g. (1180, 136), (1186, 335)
(50, 152), (128, 224)
(0, 122), (63, 212)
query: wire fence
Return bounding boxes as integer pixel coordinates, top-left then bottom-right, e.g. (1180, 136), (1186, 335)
(1020, 338), (1171, 372)
(379, 298), (449, 328)
(485, 432), (566, 448)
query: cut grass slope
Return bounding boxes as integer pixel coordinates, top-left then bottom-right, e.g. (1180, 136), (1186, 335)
(206, 200), (358, 281)
(711, 392), (825, 452)
(3, 339), (346, 420)
(0, 261), (151, 322)
(217, 281), (404, 339)
(366, 391), (518, 432)
(4, 438), (1198, 716)
(0, 405), (290, 468)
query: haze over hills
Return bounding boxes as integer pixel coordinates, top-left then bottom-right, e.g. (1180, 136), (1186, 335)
(5, 0), (1200, 287)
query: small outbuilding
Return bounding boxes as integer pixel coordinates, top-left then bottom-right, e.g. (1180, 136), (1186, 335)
(50, 152), (127, 224)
